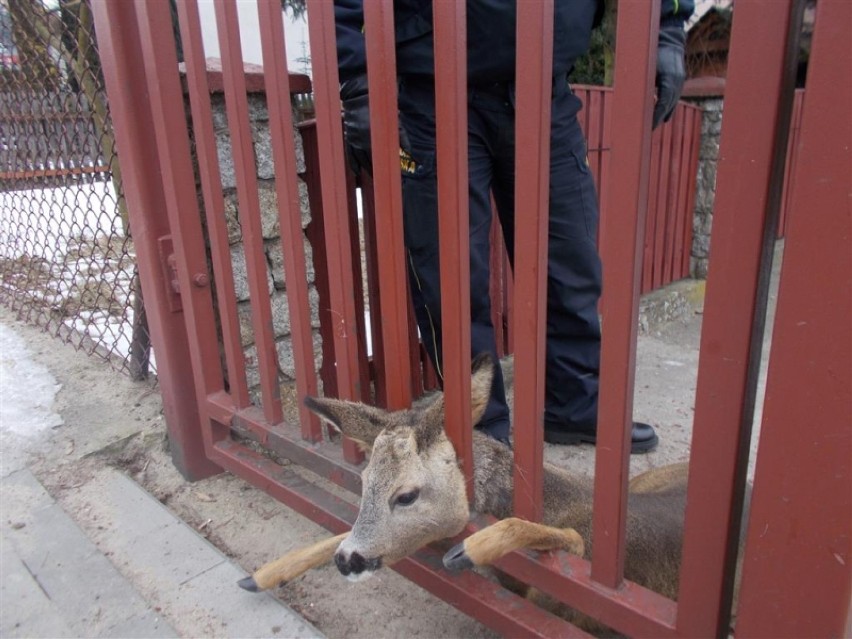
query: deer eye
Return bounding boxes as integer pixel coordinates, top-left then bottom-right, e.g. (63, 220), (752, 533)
(395, 489), (420, 507)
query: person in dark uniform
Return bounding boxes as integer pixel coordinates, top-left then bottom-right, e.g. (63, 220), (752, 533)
(335, 0), (694, 453)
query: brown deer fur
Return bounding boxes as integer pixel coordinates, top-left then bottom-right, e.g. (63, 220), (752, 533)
(240, 354), (741, 632)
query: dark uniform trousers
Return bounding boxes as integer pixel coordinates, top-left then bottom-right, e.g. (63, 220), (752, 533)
(398, 76), (603, 441)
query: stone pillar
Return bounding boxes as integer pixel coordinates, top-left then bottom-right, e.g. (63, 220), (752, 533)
(690, 97), (723, 279)
(682, 76), (727, 280)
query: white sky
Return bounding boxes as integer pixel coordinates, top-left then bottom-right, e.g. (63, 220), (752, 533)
(196, 1), (311, 75)
(38, 0), (311, 75)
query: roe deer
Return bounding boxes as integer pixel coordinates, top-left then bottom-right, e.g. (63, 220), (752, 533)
(239, 353), (744, 632)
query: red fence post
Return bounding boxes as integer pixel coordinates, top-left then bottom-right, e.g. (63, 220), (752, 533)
(676, 1), (805, 635)
(91, 0), (221, 480)
(213, 0), (283, 426)
(305, 0), (365, 464)
(432, 0), (474, 496)
(175, 0), (252, 412)
(592, 0), (659, 589)
(362, 0), (413, 412)
(734, 2), (852, 634)
(510, 0), (554, 523)
(256, 0), (324, 442)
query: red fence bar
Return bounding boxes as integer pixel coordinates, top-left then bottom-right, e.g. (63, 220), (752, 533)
(584, 88), (605, 195)
(306, 0), (364, 464)
(669, 108), (691, 282)
(488, 219), (508, 357)
(362, 0), (413, 411)
(214, 0), (283, 426)
(176, 0), (251, 411)
(0, 166), (109, 181)
(299, 121), (371, 415)
(510, 0), (554, 522)
(644, 125), (663, 293)
(681, 108), (701, 276)
(735, 1), (851, 635)
(91, 0), (222, 480)
(357, 173), (392, 404)
(592, 0), (659, 589)
(588, 89), (607, 243)
(494, 548), (677, 637)
(574, 87), (698, 297)
(256, 0), (323, 442)
(652, 117), (674, 290)
(432, 0), (474, 494)
(662, 109), (683, 285)
(433, 3), (473, 499)
(676, 1), (804, 635)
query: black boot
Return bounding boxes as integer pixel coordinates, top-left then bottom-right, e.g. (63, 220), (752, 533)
(544, 420), (658, 454)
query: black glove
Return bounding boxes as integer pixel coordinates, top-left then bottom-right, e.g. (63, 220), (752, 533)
(652, 23), (687, 129)
(340, 75), (411, 177)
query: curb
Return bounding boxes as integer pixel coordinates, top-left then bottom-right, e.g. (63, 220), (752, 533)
(0, 466), (326, 639)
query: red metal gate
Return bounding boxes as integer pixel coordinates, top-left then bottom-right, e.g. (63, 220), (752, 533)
(93, 0), (850, 636)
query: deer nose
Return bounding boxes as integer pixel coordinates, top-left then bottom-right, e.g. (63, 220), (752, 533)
(334, 549), (382, 577)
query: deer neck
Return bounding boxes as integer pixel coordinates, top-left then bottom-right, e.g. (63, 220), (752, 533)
(468, 432), (593, 525)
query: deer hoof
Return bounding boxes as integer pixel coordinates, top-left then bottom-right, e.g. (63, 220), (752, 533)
(237, 576), (260, 592)
(443, 542), (474, 571)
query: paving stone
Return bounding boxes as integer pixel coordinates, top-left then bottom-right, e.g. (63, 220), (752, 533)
(0, 469), (179, 638)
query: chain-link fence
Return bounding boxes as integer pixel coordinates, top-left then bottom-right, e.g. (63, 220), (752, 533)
(0, 0), (152, 379)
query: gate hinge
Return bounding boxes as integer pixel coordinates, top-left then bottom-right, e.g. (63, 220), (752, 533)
(158, 235), (183, 313)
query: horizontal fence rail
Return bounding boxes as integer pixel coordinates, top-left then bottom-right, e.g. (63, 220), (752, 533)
(93, 0), (850, 636)
(0, 89), (107, 181)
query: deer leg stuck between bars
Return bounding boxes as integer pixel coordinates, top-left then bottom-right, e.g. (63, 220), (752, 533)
(443, 518), (585, 571)
(239, 532), (349, 591)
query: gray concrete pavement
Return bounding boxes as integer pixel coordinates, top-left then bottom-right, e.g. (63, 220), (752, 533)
(0, 313), (325, 639)
(0, 464), (324, 639)
(1, 468), (177, 638)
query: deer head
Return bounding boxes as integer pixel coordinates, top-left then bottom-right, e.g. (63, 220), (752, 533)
(304, 354), (495, 581)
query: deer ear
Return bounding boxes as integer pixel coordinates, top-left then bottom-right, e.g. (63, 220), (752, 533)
(470, 353), (494, 425)
(304, 396), (389, 449)
(416, 354), (494, 450)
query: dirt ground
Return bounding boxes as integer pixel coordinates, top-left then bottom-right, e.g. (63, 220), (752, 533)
(1, 279), (772, 638)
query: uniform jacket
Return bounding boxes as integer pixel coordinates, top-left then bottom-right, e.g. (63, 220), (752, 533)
(335, 0), (694, 85)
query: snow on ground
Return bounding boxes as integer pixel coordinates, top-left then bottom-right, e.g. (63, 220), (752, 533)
(0, 321), (64, 476)
(0, 180), (123, 263)
(0, 322), (63, 437)
(0, 180), (150, 369)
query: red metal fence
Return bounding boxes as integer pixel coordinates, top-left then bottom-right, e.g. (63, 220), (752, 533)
(92, 0), (850, 636)
(308, 90), (701, 400)
(572, 87), (701, 294)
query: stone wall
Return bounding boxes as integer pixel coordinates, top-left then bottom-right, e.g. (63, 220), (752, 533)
(186, 67), (323, 404)
(688, 97), (723, 279)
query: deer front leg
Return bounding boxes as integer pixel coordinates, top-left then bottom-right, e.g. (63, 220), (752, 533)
(238, 532), (349, 592)
(443, 518), (584, 571)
